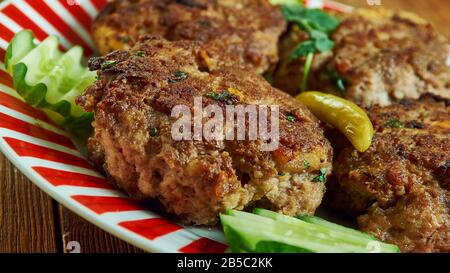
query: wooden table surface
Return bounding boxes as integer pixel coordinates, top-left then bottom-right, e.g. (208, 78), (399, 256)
(1, 0), (450, 253)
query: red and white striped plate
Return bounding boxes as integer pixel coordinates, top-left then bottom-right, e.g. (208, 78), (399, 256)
(0, 0), (448, 253)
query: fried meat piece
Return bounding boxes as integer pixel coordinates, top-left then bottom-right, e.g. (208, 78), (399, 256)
(274, 8), (450, 106)
(328, 96), (450, 252)
(91, 0), (286, 74)
(78, 37), (332, 225)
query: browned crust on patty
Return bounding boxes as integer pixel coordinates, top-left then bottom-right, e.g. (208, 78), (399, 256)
(91, 0), (286, 74)
(327, 96), (450, 252)
(78, 37), (332, 225)
(274, 8), (450, 105)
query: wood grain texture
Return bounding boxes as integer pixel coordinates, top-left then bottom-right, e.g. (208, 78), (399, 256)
(0, 0), (450, 253)
(0, 156), (58, 253)
(58, 206), (143, 253)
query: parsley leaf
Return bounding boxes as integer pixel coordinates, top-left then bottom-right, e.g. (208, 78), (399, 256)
(287, 114), (296, 122)
(313, 168), (327, 183)
(101, 60), (118, 70)
(150, 127), (158, 137)
(290, 40), (316, 60)
(280, 2), (340, 92)
(302, 9), (340, 33)
(134, 51), (145, 57)
(168, 71), (189, 83)
(303, 160), (310, 169)
(385, 119), (404, 128)
(281, 4), (305, 22)
(206, 91), (235, 105)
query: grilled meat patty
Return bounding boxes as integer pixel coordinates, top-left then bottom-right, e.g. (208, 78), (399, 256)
(91, 0), (286, 74)
(274, 8), (450, 106)
(78, 37), (332, 225)
(327, 96), (450, 252)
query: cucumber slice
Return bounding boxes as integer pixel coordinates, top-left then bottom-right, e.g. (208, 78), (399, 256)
(221, 209), (400, 253)
(5, 30), (36, 73)
(253, 208), (399, 253)
(298, 214), (376, 240)
(20, 36), (62, 85)
(221, 214), (340, 253)
(4, 30), (96, 137)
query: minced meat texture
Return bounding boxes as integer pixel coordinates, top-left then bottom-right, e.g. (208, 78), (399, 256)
(327, 96), (450, 252)
(77, 37), (333, 225)
(273, 8), (450, 105)
(91, 0), (286, 74)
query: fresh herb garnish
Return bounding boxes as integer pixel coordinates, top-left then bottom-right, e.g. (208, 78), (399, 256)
(385, 118), (404, 128)
(150, 127), (158, 137)
(134, 51), (145, 57)
(278, 171), (286, 176)
(313, 168), (327, 183)
(121, 36), (130, 44)
(281, 3), (339, 92)
(327, 69), (346, 94)
(287, 114), (296, 122)
(303, 160), (310, 169)
(101, 60), (118, 70)
(206, 91), (235, 105)
(168, 71), (189, 83)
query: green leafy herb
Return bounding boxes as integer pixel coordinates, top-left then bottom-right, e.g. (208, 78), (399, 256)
(303, 160), (310, 169)
(121, 36), (130, 44)
(327, 69), (346, 93)
(206, 91), (235, 105)
(287, 114), (296, 122)
(134, 51), (145, 57)
(290, 40), (315, 60)
(278, 171), (286, 176)
(101, 60), (118, 70)
(313, 168), (327, 183)
(281, 2), (339, 92)
(150, 127), (158, 137)
(385, 118), (404, 128)
(168, 71), (189, 83)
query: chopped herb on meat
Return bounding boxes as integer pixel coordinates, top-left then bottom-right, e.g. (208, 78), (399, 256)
(287, 114), (296, 122)
(134, 51), (145, 57)
(169, 71), (189, 83)
(385, 118), (404, 128)
(313, 168), (327, 183)
(150, 127), (158, 137)
(304, 160), (311, 169)
(281, 2), (339, 91)
(206, 91), (236, 105)
(101, 60), (118, 70)
(121, 36), (130, 44)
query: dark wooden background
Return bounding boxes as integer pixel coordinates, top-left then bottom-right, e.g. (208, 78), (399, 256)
(1, 0), (449, 253)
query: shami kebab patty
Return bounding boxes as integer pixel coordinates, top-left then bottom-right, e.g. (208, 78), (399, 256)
(91, 0), (286, 74)
(327, 96), (450, 252)
(77, 36), (333, 225)
(274, 8), (450, 106)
